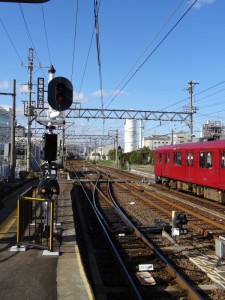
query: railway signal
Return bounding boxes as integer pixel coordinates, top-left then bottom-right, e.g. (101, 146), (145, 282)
(44, 133), (57, 163)
(48, 77), (73, 111)
(38, 177), (60, 198)
(171, 211), (188, 236)
(172, 212), (188, 228)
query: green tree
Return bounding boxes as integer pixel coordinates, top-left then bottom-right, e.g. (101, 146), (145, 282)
(108, 149), (116, 160)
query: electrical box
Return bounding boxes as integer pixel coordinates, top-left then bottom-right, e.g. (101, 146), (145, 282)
(215, 237), (225, 259)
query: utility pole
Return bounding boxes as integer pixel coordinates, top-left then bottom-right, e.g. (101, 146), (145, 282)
(26, 48), (34, 172)
(187, 80), (199, 140)
(24, 48), (50, 172)
(62, 121), (65, 166)
(10, 80), (16, 181)
(116, 130), (118, 168)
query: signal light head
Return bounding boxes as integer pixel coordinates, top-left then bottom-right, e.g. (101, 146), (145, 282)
(48, 77), (73, 111)
(38, 178), (60, 198)
(40, 187), (47, 195)
(56, 93), (64, 103)
(51, 187), (58, 194)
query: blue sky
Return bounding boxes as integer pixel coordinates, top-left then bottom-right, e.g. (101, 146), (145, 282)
(0, 0), (225, 146)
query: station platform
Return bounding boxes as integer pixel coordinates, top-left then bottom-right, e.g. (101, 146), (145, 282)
(0, 178), (94, 300)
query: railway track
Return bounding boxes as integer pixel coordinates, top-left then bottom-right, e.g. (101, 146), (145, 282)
(67, 161), (225, 299)
(69, 164), (211, 299)
(95, 164), (225, 237)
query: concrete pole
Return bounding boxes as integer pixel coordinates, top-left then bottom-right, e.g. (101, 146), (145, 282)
(10, 79), (16, 182)
(26, 48), (33, 172)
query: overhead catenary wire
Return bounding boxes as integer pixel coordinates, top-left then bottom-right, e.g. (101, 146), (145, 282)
(104, 0), (198, 110)
(80, 0), (197, 137)
(75, 27), (95, 103)
(94, 1), (104, 121)
(103, 0), (186, 108)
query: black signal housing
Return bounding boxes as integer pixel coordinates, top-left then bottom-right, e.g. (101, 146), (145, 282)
(48, 77), (73, 111)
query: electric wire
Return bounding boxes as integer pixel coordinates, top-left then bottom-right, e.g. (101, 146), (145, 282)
(19, 4), (47, 80)
(158, 80), (225, 112)
(75, 27), (95, 102)
(94, 0), (105, 134)
(19, 4), (36, 53)
(104, 0), (198, 110)
(103, 0), (186, 108)
(41, 3), (52, 64)
(144, 79), (225, 135)
(81, 0), (195, 137)
(0, 17), (24, 65)
(71, 0), (79, 82)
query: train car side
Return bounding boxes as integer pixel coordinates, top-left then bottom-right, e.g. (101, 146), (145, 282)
(154, 140), (225, 202)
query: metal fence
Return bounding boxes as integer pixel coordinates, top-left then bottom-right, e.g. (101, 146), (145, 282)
(16, 186), (57, 252)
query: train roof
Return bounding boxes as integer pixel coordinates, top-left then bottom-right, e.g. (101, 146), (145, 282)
(155, 139), (225, 151)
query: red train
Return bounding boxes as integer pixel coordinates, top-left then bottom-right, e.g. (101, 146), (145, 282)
(154, 140), (225, 202)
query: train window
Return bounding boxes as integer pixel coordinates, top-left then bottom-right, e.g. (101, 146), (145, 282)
(220, 151), (225, 168)
(173, 152), (182, 166)
(199, 151), (212, 168)
(157, 152), (162, 164)
(186, 152), (194, 166)
(164, 152), (170, 164)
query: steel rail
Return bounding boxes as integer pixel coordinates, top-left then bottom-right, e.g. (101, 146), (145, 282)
(74, 171), (143, 300)
(106, 175), (204, 300)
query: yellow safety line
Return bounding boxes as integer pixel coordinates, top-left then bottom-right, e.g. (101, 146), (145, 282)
(17, 198), (20, 244)
(0, 209), (17, 239)
(75, 244), (94, 300)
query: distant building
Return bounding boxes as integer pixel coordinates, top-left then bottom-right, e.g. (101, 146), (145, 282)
(201, 120), (225, 140)
(172, 131), (193, 144)
(15, 124), (26, 137)
(143, 135), (171, 150)
(143, 131), (196, 150)
(0, 107), (11, 145)
(89, 144), (115, 161)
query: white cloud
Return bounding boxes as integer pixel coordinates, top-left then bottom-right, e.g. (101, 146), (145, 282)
(111, 89), (129, 97)
(0, 80), (9, 89)
(92, 89), (106, 97)
(92, 89), (129, 98)
(189, 0), (216, 9)
(73, 91), (85, 101)
(73, 91), (89, 104)
(19, 84), (29, 93)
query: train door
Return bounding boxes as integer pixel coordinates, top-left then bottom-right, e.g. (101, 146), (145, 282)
(219, 150), (225, 188)
(164, 151), (170, 176)
(185, 151), (193, 180)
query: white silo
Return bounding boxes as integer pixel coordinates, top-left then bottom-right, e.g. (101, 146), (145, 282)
(124, 119), (137, 153)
